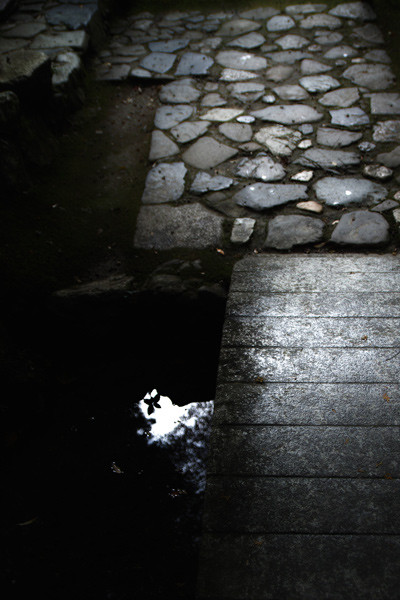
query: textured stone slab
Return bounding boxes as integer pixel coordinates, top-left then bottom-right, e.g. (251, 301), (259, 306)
(217, 18), (261, 37)
(182, 136), (238, 169)
(376, 146), (400, 168)
(323, 44), (358, 59)
(314, 177), (387, 206)
(363, 164), (393, 180)
(45, 4), (98, 30)
(216, 50), (267, 71)
(365, 49), (391, 63)
(300, 74), (340, 92)
(236, 156), (286, 182)
(373, 121), (400, 142)
(330, 107), (370, 126)
(200, 108), (243, 122)
(329, 1), (376, 21)
(317, 127), (363, 148)
(286, 3), (328, 14)
(300, 13), (342, 29)
(204, 477), (400, 533)
(197, 534), (400, 600)
(30, 31), (89, 51)
(154, 104), (193, 129)
(343, 64), (396, 90)
(264, 215), (324, 249)
(331, 211), (390, 245)
(134, 203), (223, 250)
(295, 148), (360, 169)
(141, 162), (187, 204)
(148, 39), (189, 52)
(175, 52), (213, 75)
(353, 23), (384, 44)
(251, 104), (323, 124)
(266, 50), (312, 64)
(266, 15), (295, 32)
(372, 200), (399, 213)
(254, 125), (302, 156)
(140, 52), (176, 73)
(272, 84), (309, 100)
(2, 22), (46, 38)
(218, 123), (252, 142)
(275, 34), (309, 49)
(158, 78), (201, 103)
(301, 58), (332, 74)
(230, 218), (255, 244)
(148, 130), (179, 161)
(315, 31), (344, 44)
(370, 93), (400, 115)
(0, 49), (51, 93)
(228, 82), (265, 102)
(240, 7), (280, 19)
(227, 32), (265, 49)
(170, 120), (210, 143)
(220, 69), (258, 81)
(234, 183), (307, 211)
(319, 86), (359, 107)
(191, 172), (233, 194)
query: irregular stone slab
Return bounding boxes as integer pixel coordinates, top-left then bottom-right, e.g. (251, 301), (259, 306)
(297, 200), (323, 212)
(266, 50), (312, 64)
(148, 130), (179, 161)
(317, 127), (363, 147)
(323, 45), (358, 59)
(0, 39), (29, 53)
(201, 93), (227, 107)
(228, 82), (265, 103)
(2, 22), (46, 38)
(301, 59), (332, 74)
(251, 104), (323, 124)
(237, 116), (256, 124)
(0, 49), (51, 93)
(330, 107), (369, 126)
(96, 63), (130, 82)
(315, 31), (343, 44)
(265, 215), (324, 249)
(329, 2), (376, 21)
(295, 148), (360, 170)
(231, 218), (256, 244)
(365, 49), (391, 63)
(273, 84), (309, 100)
(353, 23), (384, 44)
(292, 170), (314, 182)
(219, 123), (252, 142)
(298, 139), (313, 149)
(45, 4), (98, 30)
(300, 75), (340, 92)
(200, 108), (243, 122)
(175, 52), (213, 75)
(331, 211), (389, 246)
(236, 156), (286, 182)
(266, 65), (294, 82)
(358, 141), (376, 152)
(275, 34), (309, 49)
(140, 52), (176, 73)
(371, 200), (399, 212)
(31, 31), (89, 51)
(319, 87), (359, 107)
(217, 18), (261, 36)
(240, 7), (280, 19)
(182, 136), (238, 169)
(220, 69), (258, 81)
(170, 120), (210, 143)
(373, 120), (400, 142)
(148, 39), (189, 52)
(159, 78), (201, 104)
(267, 15), (295, 32)
(154, 104), (193, 129)
(227, 32), (265, 49)
(343, 64), (395, 90)
(190, 172), (233, 194)
(314, 177), (387, 206)
(234, 183), (307, 211)
(300, 14), (342, 29)
(285, 4), (327, 14)
(141, 162), (187, 204)
(370, 93), (400, 115)
(363, 164), (393, 180)
(129, 68), (152, 80)
(376, 146), (400, 168)
(254, 125), (302, 156)
(216, 50), (267, 71)
(134, 203), (223, 250)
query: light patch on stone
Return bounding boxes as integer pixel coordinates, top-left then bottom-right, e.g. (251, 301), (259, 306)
(220, 69), (259, 81)
(216, 50), (267, 71)
(292, 170), (314, 182)
(231, 218), (256, 244)
(296, 200), (323, 213)
(300, 74), (340, 92)
(363, 164), (393, 180)
(200, 108), (243, 122)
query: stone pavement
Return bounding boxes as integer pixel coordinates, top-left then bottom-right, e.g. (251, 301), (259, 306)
(91, 1), (400, 251)
(198, 253), (400, 599)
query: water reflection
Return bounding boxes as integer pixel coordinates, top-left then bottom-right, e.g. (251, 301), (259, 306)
(137, 390), (214, 495)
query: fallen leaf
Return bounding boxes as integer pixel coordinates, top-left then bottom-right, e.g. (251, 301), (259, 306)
(361, 335), (368, 341)
(344, 438), (350, 445)
(384, 473), (393, 480)
(255, 377), (264, 383)
(383, 392), (391, 402)
(376, 461), (383, 468)
(216, 248), (225, 255)
(111, 462), (124, 474)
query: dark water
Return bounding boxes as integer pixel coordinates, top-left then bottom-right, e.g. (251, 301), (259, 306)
(1, 293), (223, 599)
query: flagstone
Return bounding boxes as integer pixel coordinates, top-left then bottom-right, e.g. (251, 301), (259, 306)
(217, 18), (261, 37)
(254, 125), (302, 156)
(220, 69), (258, 81)
(319, 87), (360, 107)
(358, 141), (375, 152)
(201, 93), (227, 107)
(329, 2), (376, 21)
(266, 65), (294, 82)
(353, 23), (384, 44)
(170, 120), (210, 143)
(154, 104), (193, 129)
(275, 34), (310, 50)
(296, 200), (323, 212)
(323, 45), (358, 59)
(230, 217), (256, 244)
(364, 49), (390, 63)
(140, 52), (176, 73)
(343, 64), (396, 90)
(130, 67), (152, 79)
(314, 177), (387, 206)
(175, 52), (213, 75)
(148, 39), (189, 52)
(373, 121), (400, 142)
(273, 84), (309, 101)
(190, 172), (233, 194)
(227, 32), (265, 49)
(363, 164), (393, 180)
(219, 123), (253, 142)
(267, 15), (296, 32)
(200, 108), (243, 122)
(158, 78), (201, 103)
(286, 4), (328, 15)
(376, 146), (400, 168)
(301, 58), (332, 74)
(317, 127), (363, 147)
(330, 211), (389, 246)
(292, 170), (314, 182)
(370, 93), (400, 115)
(141, 162), (187, 204)
(149, 130), (180, 161)
(300, 14), (342, 29)
(330, 107), (369, 126)
(314, 31), (343, 44)
(237, 116), (255, 124)
(236, 156), (286, 181)
(182, 136), (238, 169)
(239, 7), (280, 19)
(216, 50), (267, 71)
(300, 75), (340, 92)
(295, 148), (360, 169)
(234, 183), (308, 211)
(265, 215), (324, 249)
(228, 82), (265, 103)
(251, 104), (323, 124)
(372, 199), (399, 212)
(266, 51), (312, 64)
